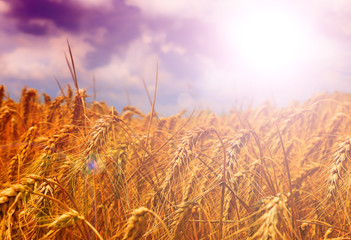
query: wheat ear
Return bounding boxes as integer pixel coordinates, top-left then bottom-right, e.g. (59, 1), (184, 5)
(122, 207), (170, 240)
(250, 193), (291, 240)
(327, 137), (351, 201)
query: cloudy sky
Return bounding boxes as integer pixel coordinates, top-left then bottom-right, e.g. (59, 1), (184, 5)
(0, 0), (351, 115)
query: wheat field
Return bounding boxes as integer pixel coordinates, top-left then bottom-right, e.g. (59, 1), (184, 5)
(1, 82), (351, 239)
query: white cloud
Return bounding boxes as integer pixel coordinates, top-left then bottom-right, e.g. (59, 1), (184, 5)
(313, 0), (351, 13)
(139, 26), (187, 55)
(71, 0), (113, 8)
(94, 39), (158, 86)
(0, 34), (94, 83)
(0, 0), (10, 14)
(2, 0), (351, 114)
(0, 24), (188, 113)
(177, 92), (193, 109)
(140, 28), (167, 45)
(89, 34), (197, 113)
(125, 0), (217, 20)
(161, 42), (186, 55)
(85, 27), (108, 45)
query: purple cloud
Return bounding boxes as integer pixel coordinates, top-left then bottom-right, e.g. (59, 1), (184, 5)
(1, 0), (351, 114)
(6, 0), (83, 32)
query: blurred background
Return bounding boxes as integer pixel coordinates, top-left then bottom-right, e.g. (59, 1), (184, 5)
(0, 0), (350, 115)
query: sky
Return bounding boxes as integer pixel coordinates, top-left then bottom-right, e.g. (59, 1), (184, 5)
(1, 0), (351, 115)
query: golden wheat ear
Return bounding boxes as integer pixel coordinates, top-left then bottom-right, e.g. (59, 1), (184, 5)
(122, 207), (170, 240)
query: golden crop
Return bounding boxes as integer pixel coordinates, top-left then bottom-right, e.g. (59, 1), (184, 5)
(1, 83), (351, 239)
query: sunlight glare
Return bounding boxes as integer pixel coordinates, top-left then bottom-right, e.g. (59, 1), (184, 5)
(226, 7), (312, 74)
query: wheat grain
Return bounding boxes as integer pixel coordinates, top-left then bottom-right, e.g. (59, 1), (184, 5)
(122, 207), (149, 240)
(48, 209), (83, 228)
(326, 137), (351, 201)
(0, 85), (4, 108)
(46, 96), (65, 123)
(2, 84), (351, 239)
(20, 88), (37, 126)
(249, 193), (290, 240)
(171, 201), (199, 240)
(123, 106), (145, 118)
(71, 89), (87, 125)
(8, 126), (37, 182)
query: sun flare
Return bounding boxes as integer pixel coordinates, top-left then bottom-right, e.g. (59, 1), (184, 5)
(224, 6), (313, 74)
